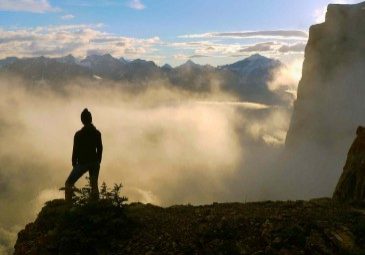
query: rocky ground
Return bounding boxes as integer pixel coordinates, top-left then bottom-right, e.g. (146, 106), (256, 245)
(14, 198), (365, 255)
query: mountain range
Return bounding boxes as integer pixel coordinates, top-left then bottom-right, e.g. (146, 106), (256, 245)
(0, 54), (287, 105)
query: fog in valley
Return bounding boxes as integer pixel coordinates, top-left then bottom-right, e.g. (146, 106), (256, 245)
(3, 0), (365, 254)
(0, 61), (301, 252)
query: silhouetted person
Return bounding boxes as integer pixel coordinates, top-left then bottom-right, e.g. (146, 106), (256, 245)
(65, 108), (103, 202)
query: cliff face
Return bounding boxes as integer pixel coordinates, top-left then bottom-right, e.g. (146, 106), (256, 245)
(286, 2), (365, 148)
(284, 2), (365, 197)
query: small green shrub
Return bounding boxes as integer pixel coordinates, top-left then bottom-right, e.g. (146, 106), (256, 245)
(100, 182), (128, 207)
(72, 177), (128, 207)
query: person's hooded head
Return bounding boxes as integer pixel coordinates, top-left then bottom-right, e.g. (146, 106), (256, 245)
(357, 126), (365, 136)
(81, 108), (92, 125)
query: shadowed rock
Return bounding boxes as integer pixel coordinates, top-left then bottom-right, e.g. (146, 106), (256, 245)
(14, 199), (365, 255)
(334, 126), (365, 203)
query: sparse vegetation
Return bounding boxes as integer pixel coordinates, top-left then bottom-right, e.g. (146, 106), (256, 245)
(72, 177), (128, 207)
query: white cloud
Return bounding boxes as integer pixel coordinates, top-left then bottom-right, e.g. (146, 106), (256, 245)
(0, 0), (60, 13)
(179, 30), (309, 40)
(189, 54), (209, 58)
(313, 7), (327, 24)
(61, 14), (75, 20)
(169, 40), (306, 59)
(173, 54), (189, 60)
(0, 25), (161, 59)
(0, 25), (307, 65)
(240, 42), (277, 52)
(127, 0), (145, 10)
(313, 0), (362, 23)
(171, 41), (243, 57)
(278, 42), (306, 53)
(169, 35), (307, 63)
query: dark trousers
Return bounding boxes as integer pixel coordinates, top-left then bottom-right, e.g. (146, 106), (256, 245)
(65, 162), (100, 202)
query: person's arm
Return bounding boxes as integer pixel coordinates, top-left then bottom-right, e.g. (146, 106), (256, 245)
(72, 133), (78, 166)
(96, 131), (103, 164)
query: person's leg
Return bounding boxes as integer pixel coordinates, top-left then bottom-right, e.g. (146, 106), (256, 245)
(65, 164), (88, 202)
(89, 163), (100, 201)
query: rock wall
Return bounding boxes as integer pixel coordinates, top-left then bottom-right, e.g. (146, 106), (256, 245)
(284, 2), (365, 198)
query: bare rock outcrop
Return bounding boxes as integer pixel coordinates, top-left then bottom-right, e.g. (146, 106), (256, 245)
(333, 126), (365, 203)
(14, 199), (365, 255)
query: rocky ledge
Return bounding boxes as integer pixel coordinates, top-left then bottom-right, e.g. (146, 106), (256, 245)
(14, 199), (365, 255)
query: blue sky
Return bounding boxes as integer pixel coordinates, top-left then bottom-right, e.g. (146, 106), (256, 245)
(0, 0), (362, 66)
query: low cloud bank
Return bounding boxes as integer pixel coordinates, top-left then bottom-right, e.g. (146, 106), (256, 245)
(0, 60), (300, 253)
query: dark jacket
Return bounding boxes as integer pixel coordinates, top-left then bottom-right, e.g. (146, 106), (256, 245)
(72, 124), (103, 166)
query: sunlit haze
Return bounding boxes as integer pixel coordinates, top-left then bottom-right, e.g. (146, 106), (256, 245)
(1, 1), (365, 254)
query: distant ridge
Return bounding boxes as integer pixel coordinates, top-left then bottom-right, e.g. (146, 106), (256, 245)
(0, 53), (287, 105)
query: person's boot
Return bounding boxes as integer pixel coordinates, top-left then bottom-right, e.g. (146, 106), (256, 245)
(90, 180), (99, 202)
(90, 190), (99, 202)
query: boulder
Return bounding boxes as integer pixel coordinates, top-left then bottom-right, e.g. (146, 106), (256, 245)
(333, 126), (365, 203)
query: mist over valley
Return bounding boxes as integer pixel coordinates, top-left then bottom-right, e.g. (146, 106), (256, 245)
(2, 1), (365, 254)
